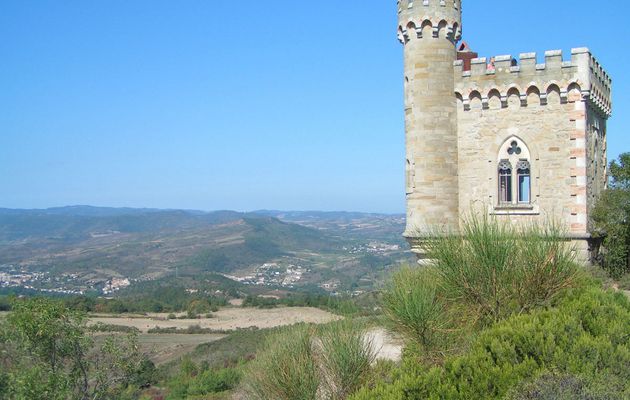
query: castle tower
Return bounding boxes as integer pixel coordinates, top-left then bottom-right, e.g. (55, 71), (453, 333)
(398, 1), (463, 258)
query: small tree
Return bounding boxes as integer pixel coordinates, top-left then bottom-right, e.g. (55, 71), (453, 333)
(0, 297), (148, 400)
(593, 153), (630, 278)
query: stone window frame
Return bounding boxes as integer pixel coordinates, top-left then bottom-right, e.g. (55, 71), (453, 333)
(491, 136), (539, 215)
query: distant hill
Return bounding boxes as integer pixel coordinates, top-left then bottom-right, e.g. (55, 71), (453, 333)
(0, 207), (244, 242)
(252, 210), (401, 220)
(0, 206), (412, 294)
(0, 205), (165, 217)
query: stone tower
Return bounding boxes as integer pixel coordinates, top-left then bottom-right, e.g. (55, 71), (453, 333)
(398, 1), (463, 259)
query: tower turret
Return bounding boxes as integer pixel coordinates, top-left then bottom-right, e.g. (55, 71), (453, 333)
(398, 0), (462, 259)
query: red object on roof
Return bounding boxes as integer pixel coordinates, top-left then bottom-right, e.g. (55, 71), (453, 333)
(457, 41), (478, 71)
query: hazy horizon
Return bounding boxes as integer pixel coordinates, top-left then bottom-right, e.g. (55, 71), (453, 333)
(0, 204), (406, 215)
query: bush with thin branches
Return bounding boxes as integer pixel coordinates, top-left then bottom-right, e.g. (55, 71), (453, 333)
(316, 320), (376, 399)
(243, 324), (319, 400)
(428, 214), (579, 324)
(242, 321), (376, 400)
(382, 266), (451, 351)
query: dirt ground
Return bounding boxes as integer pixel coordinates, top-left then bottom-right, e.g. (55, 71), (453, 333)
(88, 307), (340, 333)
(367, 328), (403, 362)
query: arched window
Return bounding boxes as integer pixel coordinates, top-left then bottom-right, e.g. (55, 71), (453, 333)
(517, 160), (531, 203)
(498, 160), (512, 203)
(497, 138), (532, 206)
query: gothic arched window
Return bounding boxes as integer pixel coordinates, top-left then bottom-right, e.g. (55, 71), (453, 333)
(497, 138), (532, 206)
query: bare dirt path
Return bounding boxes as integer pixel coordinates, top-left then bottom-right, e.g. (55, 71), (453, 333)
(367, 328), (403, 362)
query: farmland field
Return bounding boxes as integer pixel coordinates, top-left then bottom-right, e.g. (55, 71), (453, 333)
(88, 306), (340, 333)
(93, 332), (227, 365)
(88, 307), (340, 365)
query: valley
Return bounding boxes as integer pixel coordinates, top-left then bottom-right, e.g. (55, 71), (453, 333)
(0, 206), (413, 296)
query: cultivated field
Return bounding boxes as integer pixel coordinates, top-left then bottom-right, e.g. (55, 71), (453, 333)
(92, 332), (227, 365)
(88, 307), (340, 365)
(88, 306), (340, 333)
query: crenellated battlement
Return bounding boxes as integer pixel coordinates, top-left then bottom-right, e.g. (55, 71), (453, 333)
(397, 0), (462, 44)
(397, 0), (461, 14)
(454, 48), (612, 117)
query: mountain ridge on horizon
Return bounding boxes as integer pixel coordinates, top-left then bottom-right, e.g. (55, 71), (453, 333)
(0, 205), (405, 218)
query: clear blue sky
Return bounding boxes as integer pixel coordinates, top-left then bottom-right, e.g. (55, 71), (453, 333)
(1, 1), (627, 213)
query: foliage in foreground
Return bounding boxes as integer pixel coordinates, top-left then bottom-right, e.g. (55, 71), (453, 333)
(593, 152), (630, 279)
(242, 320), (376, 400)
(0, 297), (154, 400)
(506, 372), (620, 400)
(382, 266), (451, 352)
(384, 216), (580, 359)
(351, 286), (630, 400)
(429, 215), (579, 324)
(165, 356), (242, 400)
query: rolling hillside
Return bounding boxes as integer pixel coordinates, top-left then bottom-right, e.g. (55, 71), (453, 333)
(0, 207), (412, 295)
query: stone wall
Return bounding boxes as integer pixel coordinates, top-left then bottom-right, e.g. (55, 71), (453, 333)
(454, 49), (611, 262)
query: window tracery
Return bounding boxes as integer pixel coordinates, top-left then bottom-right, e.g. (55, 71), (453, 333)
(497, 138), (532, 206)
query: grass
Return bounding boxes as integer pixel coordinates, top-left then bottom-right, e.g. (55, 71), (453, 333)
(159, 327), (276, 377)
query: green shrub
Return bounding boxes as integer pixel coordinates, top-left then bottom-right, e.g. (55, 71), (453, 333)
(88, 322), (141, 334)
(187, 368), (241, 395)
(428, 214), (578, 324)
(592, 153), (630, 279)
(167, 362), (241, 399)
(242, 321), (376, 400)
(351, 287), (630, 400)
(242, 324), (319, 400)
(382, 266), (451, 351)
(0, 373), (8, 400)
(593, 189), (630, 279)
(506, 372), (620, 400)
(317, 320), (377, 399)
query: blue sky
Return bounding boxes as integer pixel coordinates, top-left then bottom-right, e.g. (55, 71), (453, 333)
(0, 1), (627, 213)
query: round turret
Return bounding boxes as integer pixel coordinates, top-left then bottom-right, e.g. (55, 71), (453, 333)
(397, 0), (462, 44)
(399, 0), (462, 259)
